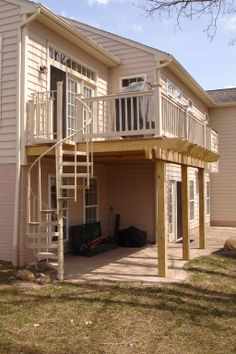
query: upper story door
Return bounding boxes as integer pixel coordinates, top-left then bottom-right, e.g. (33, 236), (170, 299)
(50, 66), (67, 138)
(50, 66), (82, 141)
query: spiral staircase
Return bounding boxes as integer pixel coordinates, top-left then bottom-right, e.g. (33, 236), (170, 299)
(27, 84), (93, 281)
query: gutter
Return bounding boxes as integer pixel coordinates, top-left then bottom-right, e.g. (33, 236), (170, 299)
(155, 56), (172, 85)
(12, 8), (41, 267)
(153, 56), (172, 136)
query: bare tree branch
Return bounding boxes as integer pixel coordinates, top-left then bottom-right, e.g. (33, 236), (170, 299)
(143, 0), (236, 40)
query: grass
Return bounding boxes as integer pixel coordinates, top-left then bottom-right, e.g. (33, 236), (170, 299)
(0, 250), (235, 354)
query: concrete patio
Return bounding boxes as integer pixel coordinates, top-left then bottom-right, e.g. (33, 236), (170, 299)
(64, 226), (236, 285)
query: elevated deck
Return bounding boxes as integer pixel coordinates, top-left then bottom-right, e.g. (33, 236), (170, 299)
(26, 136), (219, 168)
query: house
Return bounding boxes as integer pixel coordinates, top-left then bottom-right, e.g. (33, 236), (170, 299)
(207, 88), (236, 227)
(0, 0), (220, 280)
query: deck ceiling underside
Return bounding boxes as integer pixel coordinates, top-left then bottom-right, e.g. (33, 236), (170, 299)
(26, 137), (219, 168)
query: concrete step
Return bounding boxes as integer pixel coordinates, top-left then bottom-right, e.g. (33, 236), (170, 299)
(48, 262), (58, 269)
(37, 252), (58, 260)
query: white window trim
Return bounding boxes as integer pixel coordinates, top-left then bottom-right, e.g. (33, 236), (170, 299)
(167, 79), (175, 98)
(167, 80), (183, 103)
(189, 179), (195, 221)
(120, 73), (147, 90)
(83, 177), (99, 224)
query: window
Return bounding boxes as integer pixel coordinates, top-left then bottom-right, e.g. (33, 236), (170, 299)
(206, 181), (210, 216)
(167, 80), (175, 97)
(167, 80), (182, 102)
(84, 178), (98, 224)
(49, 46), (96, 81)
(188, 99), (193, 110)
(121, 74), (146, 88)
(168, 181), (175, 235)
(189, 180), (195, 221)
(176, 87), (182, 101)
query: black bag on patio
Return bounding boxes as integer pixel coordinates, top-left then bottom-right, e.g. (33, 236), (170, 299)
(118, 226), (147, 247)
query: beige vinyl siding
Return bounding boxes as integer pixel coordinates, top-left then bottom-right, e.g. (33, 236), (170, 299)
(110, 164), (154, 241)
(27, 21), (109, 99)
(69, 26), (156, 93)
(0, 163), (16, 262)
(0, 0), (21, 164)
(209, 107), (236, 226)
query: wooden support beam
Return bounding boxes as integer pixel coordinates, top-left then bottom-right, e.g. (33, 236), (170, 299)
(198, 168), (206, 249)
(181, 165), (190, 261)
(154, 160), (168, 277)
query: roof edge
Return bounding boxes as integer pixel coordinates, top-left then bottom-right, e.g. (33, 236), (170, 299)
(29, 3), (121, 68)
(65, 17), (170, 60)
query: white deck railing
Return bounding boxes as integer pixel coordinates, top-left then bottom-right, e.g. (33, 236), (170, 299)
(27, 85), (218, 155)
(82, 90), (155, 138)
(161, 94), (205, 147)
(28, 90), (57, 144)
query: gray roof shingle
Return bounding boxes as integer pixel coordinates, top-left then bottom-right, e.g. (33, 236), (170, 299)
(207, 88), (236, 104)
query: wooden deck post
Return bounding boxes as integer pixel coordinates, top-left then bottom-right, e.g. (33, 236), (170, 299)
(154, 160), (167, 277)
(181, 165), (190, 261)
(198, 168), (206, 249)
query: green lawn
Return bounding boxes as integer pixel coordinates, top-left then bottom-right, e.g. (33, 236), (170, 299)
(0, 250), (235, 354)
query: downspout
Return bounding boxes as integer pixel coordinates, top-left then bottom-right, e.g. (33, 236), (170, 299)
(154, 56), (172, 136)
(12, 7), (41, 267)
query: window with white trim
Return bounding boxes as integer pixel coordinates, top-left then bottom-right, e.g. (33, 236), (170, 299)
(120, 74), (146, 88)
(189, 180), (195, 221)
(167, 80), (175, 97)
(167, 80), (182, 102)
(206, 181), (210, 216)
(188, 98), (193, 110)
(176, 87), (182, 101)
(168, 181), (175, 235)
(49, 47), (96, 81)
(85, 178), (98, 224)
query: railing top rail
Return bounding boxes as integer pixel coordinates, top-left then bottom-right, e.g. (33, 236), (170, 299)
(81, 89), (154, 102)
(30, 90), (57, 98)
